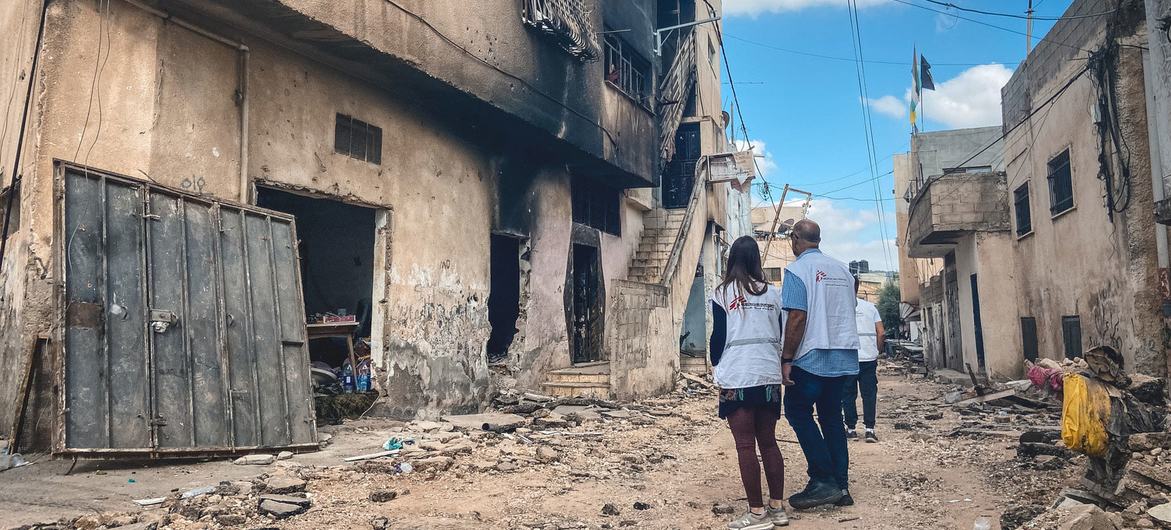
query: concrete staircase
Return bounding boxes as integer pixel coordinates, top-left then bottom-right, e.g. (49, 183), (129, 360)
(628, 209), (686, 283)
(540, 362), (611, 399)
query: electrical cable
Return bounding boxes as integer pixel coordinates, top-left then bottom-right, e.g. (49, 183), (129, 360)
(920, 0), (1116, 21)
(889, 0), (1095, 54)
(902, 64), (1091, 246)
(724, 33), (1014, 67)
(377, 0), (618, 150)
(847, 0), (895, 269)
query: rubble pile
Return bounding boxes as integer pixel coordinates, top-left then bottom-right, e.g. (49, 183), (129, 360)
(15, 467), (316, 530)
(1000, 348), (1171, 529)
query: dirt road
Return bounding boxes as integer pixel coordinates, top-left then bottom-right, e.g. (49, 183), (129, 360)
(284, 367), (1070, 530)
(1, 363), (1074, 529)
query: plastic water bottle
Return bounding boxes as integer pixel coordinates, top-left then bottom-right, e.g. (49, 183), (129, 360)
(973, 516), (992, 530)
(356, 360), (371, 392)
(341, 360), (355, 393)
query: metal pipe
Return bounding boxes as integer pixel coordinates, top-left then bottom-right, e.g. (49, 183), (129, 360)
(0, 0), (50, 269)
(122, 0), (250, 203)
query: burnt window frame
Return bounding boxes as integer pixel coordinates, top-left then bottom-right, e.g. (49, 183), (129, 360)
(1013, 182), (1032, 237)
(603, 29), (651, 107)
(1047, 149), (1074, 216)
(571, 180), (622, 236)
(334, 113), (383, 165)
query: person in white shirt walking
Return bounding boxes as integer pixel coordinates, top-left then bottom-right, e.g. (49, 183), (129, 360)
(843, 276), (884, 443)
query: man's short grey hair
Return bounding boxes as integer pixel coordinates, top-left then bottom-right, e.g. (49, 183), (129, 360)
(792, 219), (821, 243)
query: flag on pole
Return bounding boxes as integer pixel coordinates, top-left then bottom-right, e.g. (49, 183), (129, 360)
(910, 47), (920, 133)
(921, 55), (935, 91)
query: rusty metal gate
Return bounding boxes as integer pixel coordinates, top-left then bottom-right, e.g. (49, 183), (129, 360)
(60, 166), (316, 455)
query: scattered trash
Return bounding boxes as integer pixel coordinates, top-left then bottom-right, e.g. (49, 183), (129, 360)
(179, 485), (215, 499)
(133, 497), (167, 507)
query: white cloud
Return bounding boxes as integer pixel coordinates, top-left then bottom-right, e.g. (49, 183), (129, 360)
(867, 95), (905, 120)
(734, 138), (780, 178)
(724, 0), (890, 17)
(872, 64), (1013, 129)
(804, 199), (898, 270)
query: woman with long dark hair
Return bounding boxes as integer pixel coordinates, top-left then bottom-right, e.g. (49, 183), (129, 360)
(710, 236), (788, 529)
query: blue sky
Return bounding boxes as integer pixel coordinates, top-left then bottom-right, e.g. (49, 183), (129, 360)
(721, 0), (1073, 270)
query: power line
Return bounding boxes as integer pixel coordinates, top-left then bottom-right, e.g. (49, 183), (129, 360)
(889, 0), (1094, 54)
(903, 63), (1091, 245)
(920, 0), (1116, 21)
(725, 33), (1015, 67)
(847, 0), (895, 269)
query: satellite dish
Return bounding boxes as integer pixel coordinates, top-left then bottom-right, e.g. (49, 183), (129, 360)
(778, 218), (796, 234)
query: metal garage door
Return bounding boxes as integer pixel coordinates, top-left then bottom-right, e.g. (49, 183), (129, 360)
(60, 166), (316, 455)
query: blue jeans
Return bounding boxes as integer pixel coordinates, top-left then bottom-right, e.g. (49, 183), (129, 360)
(783, 366), (850, 490)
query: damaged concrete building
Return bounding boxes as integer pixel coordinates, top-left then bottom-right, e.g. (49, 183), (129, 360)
(0, 0), (753, 455)
(897, 0), (1170, 382)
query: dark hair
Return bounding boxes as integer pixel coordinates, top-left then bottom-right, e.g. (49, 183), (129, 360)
(720, 236), (767, 298)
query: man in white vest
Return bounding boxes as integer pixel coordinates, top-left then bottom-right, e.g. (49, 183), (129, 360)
(779, 219), (860, 510)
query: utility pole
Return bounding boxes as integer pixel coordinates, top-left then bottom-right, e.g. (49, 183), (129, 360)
(1026, 0), (1034, 55)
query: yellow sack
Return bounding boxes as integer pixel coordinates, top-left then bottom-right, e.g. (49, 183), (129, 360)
(1061, 373), (1112, 457)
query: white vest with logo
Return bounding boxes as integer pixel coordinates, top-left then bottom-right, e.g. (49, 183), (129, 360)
(711, 283), (785, 389)
(785, 250), (860, 361)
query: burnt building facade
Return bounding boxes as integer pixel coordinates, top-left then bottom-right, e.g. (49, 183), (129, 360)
(0, 0), (751, 454)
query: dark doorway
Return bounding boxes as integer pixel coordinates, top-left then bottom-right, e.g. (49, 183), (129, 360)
(1021, 317), (1038, 362)
(663, 122), (701, 208)
(488, 235), (522, 364)
(1062, 315), (1083, 360)
(256, 187), (375, 368)
(571, 244), (603, 364)
(943, 254), (962, 371)
(970, 273), (986, 369)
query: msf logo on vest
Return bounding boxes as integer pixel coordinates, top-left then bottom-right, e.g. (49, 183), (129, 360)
(728, 295), (748, 310)
(815, 270), (828, 283)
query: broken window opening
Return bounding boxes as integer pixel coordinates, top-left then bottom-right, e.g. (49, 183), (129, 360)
(488, 234), (523, 365)
(256, 187), (376, 380)
(571, 180), (622, 235)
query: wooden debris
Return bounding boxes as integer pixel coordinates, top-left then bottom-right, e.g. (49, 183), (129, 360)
(343, 449), (400, 462)
(680, 372), (715, 388)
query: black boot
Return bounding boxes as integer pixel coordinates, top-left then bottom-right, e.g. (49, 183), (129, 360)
(788, 480), (845, 510)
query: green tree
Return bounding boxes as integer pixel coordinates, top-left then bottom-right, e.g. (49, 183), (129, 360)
(876, 281), (902, 337)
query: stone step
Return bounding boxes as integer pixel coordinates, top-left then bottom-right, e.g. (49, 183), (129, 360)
(540, 382), (611, 399)
(634, 251), (669, 261)
(680, 355), (709, 375)
(631, 258), (667, 269)
(545, 371), (610, 385)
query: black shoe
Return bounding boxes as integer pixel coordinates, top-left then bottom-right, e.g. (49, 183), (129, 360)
(845, 429), (859, 440)
(788, 480), (845, 510)
(864, 430), (878, 443)
(835, 491), (854, 506)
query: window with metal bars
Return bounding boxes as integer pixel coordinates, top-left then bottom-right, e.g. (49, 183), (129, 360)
(571, 180), (621, 236)
(334, 114), (382, 165)
(1014, 182), (1032, 236)
(603, 31), (650, 104)
(1047, 149), (1073, 215)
